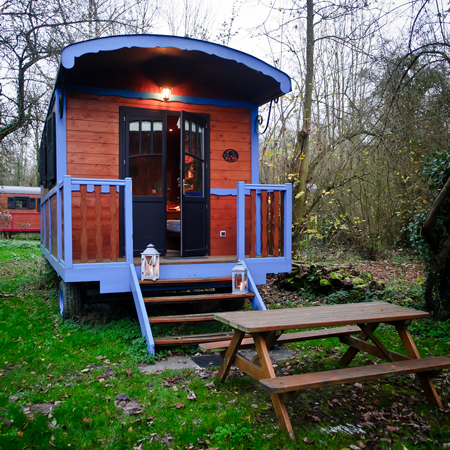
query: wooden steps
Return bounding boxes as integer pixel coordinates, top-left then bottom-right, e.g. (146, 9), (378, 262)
(141, 275), (255, 348)
(144, 292), (254, 304)
(199, 326), (362, 353)
(260, 356), (450, 394)
(149, 313), (215, 324)
(140, 276), (232, 286)
(154, 331), (240, 345)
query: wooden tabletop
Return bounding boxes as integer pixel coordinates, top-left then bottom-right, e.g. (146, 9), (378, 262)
(214, 302), (429, 333)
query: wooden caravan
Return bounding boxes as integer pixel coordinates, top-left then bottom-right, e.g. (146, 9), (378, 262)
(0, 186), (41, 237)
(39, 35), (292, 354)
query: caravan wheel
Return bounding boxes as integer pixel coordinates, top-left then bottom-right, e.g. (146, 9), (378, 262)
(59, 281), (82, 319)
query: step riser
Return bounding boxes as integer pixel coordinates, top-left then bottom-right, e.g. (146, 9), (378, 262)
(144, 293), (254, 304)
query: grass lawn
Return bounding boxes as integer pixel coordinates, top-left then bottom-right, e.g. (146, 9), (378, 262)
(0, 239), (449, 449)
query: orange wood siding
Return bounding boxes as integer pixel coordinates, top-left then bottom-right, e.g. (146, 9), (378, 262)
(66, 92), (252, 257)
(210, 195), (251, 256)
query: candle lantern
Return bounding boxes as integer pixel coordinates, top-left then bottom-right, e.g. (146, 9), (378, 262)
(232, 260), (248, 295)
(141, 244), (160, 281)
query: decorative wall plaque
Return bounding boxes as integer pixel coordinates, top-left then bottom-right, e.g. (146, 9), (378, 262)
(222, 149), (239, 163)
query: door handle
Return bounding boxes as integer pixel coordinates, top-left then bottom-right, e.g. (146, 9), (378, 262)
(182, 180), (186, 195)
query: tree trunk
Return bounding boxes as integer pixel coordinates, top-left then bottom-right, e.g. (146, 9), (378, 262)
(294, 0), (314, 241)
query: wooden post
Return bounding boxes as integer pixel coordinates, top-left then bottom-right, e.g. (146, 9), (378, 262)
(250, 190), (256, 258)
(396, 326), (443, 408)
(236, 182), (246, 260)
(253, 333), (296, 441)
(63, 176), (73, 268)
(124, 178), (134, 265)
(80, 184), (88, 263)
(272, 190), (280, 257)
(261, 190), (268, 257)
(95, 185), (102, 262)
(216, 330), (245, 382)
(110, 185), (118, 262)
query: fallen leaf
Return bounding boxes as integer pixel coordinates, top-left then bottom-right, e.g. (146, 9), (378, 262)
(303, 437), (315, 444)
(176, 402), (185, 409)
(47, 418), (57, 429)
(17, 431), (23, 437)
(187, 389), (197, 400)
(82, 417), (92, 423)
(126, 368), (131, 378)
(128, 426), (133, 432)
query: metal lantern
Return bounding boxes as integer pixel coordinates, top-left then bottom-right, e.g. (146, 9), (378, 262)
(141, 244), (160, 281)
(160, 87), (172, 102)
(232, 260), (248, 295)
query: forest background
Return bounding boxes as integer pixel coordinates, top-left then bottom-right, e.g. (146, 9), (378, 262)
(1, 0), (449, 319)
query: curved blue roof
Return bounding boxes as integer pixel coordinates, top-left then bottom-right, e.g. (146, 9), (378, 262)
(57, 34), (291, 105)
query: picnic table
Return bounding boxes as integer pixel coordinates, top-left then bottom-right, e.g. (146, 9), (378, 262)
(200, 301), (450, 441)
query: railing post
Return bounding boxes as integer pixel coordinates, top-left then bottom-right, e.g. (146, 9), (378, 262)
(40, 191), (43, 247)
(48, 193), (52, 254)
(57, 183), (63, 262)
(255, 190), (262, 255)
(284, 183), (292, 260)
(63, 175), (73, 269)
(236, 182), (246, 260)
(42, 201), (46, 248)
(124, 177), (134, 265)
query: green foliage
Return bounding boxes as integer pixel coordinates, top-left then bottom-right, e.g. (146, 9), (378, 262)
(407, 149), (450, 261)
(211, 423), (253, 446)
(409, 318), (450, 341)
(126, 337), (155, 365)
(406, 148), (450, 317)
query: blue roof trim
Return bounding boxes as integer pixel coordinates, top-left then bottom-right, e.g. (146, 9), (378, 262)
(60, 34), (291, 95)
(65, 85), (255, 109)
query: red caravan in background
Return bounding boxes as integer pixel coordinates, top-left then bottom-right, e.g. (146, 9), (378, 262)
(0, 186), (41, 237)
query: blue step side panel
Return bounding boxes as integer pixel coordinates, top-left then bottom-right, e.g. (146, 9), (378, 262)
(244, 263), (266, 311)
(129, 264), (155, 356)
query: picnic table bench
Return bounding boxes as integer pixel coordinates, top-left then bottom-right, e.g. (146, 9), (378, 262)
(206, 302), (450, 442)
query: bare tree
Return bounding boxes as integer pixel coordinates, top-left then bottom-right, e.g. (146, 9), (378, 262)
(0, 0), (159, 184)
(163, 0), (216, 40)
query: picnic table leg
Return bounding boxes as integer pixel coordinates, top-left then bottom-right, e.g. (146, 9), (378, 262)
(251, 330), (283, 365)
(216, 330), (245, 382)
(253, 333), (296, 442)
(339, 322), (379, 366)
(396, 326), (444, 408)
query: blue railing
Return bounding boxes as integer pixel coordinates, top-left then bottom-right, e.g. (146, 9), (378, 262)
(236, 182), (292, 261)
(41, 176), (133, 268)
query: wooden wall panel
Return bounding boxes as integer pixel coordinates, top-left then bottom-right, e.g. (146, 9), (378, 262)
(210, 195), (250, 256)
(70, 190), (119, 261)
(66, 92), (253, 257)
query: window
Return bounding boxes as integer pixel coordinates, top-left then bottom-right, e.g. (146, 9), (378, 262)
(7, 196), (38, 210)
(39, 112), (57, 187)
